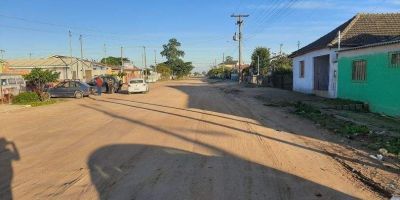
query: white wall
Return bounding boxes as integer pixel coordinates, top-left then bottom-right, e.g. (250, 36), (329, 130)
(292, 48), (338, 98)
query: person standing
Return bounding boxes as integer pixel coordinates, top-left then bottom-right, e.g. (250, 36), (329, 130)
(95, 77), (103, 96)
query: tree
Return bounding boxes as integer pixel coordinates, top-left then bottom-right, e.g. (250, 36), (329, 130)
(160, 38), (193, 78)
(207, 66), (232, 79)
(250, 47), (271, 75)
(23, 68), (60, 101)
(270, 53), (293, 74)
(160, 38), (185, 61)
(155, 63), (172, 80)
(224, 56), (235, 64)
(100, 57), (130, 66)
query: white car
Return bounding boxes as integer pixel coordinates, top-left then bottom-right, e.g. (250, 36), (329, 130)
(128, 78), (149, 94)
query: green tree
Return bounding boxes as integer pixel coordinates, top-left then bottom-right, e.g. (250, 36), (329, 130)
(224, 56), (235, 64)
(156, 63), (172, 80)
(100, 57), (130, 66)
(270, 53), (292, 74)
(160, 38), (185, 61)
(207, 66), (232, 79)
(160, 38), (193, 78)
(250, 47), (271, 75)
(23, 68), (60, 100)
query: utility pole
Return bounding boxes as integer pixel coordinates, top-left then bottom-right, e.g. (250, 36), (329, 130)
(143, 46), (147, 68)
(280, 44), (283, 55)
(69, 31), (72, 60)
(222, 53), (225, 63)
(120, 46), (124, 73)
(154, 50), (157, 65)
(0, 49), (4, 60)
(103, 44), (107, 65)
(257, 55), (260, 76)
(297, 41), (301, 50)
(79, 34), (84, 79)
(231, 14), (249, 84)
(29, 53), (32, 60)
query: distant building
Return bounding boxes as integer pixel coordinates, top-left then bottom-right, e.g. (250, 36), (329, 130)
(6, 55), (110, 81)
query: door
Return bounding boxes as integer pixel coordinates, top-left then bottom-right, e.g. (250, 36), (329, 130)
(313, 55), (330, 91)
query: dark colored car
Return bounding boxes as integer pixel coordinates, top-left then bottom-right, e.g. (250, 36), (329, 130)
(47, 80), (93, 99)
(87, 75), (121, 93)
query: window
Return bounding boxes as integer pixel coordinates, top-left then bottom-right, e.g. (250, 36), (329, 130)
(8, 78), (16, 85)
(390, 52), (400, 67)
(299, 61), (305, 78)
(352, 60), (367, 81)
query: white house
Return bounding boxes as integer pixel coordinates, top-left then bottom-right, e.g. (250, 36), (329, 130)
(290, 13), (400, 98)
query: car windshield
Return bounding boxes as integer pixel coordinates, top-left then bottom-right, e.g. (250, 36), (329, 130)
(130, 80), (144, 84)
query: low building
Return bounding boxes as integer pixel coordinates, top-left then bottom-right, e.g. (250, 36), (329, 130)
(338, 39), (400, 117)
(6, 55), (108, 82)
(290, 13), (400, 98)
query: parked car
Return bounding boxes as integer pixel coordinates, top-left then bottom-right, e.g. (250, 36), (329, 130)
(87, 75), (120, 93)
(127, 78), (149, 94)
(47, 80), (93, 98)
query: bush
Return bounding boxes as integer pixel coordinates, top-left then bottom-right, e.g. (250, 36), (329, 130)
(13, 92), (40, 104)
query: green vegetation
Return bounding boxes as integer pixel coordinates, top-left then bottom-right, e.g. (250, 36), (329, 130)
(293, 102), (400, 154)
(250, 47), (271, 75)
(155, 63), (172, 80)
(23, 68), (59, 101)
(100, 57), (130, 66)
(270, 53), (293, 74)
(207, 66), (232, 79)
(13, 92), (58, 107)
(160, 38), (194, 78)
(30, 99), (57, 107)
(13, 92), (40, 104)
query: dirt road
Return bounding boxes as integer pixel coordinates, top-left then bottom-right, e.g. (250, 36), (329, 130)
(0, 79), (384, 199)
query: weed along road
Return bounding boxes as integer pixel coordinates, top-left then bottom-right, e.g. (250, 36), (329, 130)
(0, 79), (384, 200)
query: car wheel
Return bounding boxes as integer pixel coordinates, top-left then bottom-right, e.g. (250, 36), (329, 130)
(75, 91), (83, 99)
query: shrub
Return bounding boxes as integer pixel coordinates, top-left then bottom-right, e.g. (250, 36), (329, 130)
(13, 92), (40, 104)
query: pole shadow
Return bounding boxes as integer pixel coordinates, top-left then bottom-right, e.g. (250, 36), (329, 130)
(88, 144), (358, 200)
(0, 138), (20, 200)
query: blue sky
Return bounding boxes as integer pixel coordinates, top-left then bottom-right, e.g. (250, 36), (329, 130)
(1, 0), (400, 72)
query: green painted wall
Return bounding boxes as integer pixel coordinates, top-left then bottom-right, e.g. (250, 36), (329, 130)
(338, 52), (400, 117)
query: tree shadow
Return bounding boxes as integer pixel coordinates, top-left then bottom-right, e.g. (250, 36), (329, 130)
(0, 138), (20, 200)
(88, 144), (358, 200)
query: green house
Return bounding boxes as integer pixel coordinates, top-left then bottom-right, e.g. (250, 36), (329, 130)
(338, 40), (400, 117)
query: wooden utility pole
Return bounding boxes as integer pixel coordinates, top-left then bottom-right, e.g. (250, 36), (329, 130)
(120, 46), (124, 73)
(0, 49), (4, 60)
(104, 44), (107, 64)
(231, 14), (249, 84)
(79, 34), (84, 79)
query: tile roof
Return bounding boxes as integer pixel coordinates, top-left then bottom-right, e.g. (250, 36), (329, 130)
(291, 13), (400, 57)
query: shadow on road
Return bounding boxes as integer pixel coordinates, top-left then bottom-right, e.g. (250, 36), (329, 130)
(88, 144), (356, 200)
(0, 138), (20, 200)
(93, 94), (399, 174)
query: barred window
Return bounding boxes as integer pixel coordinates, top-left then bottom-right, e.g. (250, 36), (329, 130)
(390, 52), (400, 67)
(352, 60), (367, 81)
(299, 61), (305, 78)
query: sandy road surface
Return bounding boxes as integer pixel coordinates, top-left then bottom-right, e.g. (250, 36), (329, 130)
(0, 79), (382, 199)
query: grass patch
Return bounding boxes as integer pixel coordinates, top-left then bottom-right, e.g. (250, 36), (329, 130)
(30, 99), (58, 107)
(13, 92), (58, 107)
(13, 92), (40, 104)
(294, 102), (400, 154)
